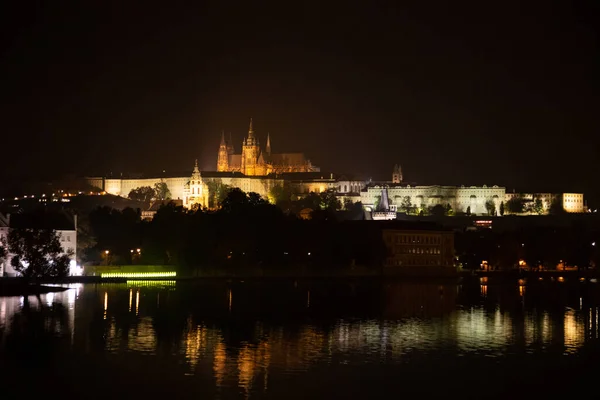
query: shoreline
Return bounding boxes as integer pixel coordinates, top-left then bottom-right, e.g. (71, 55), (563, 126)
(1, 269), (596, 294)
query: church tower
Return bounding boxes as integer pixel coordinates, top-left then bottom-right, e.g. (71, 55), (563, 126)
(241, 118), (260, 175)
(265, 133), (271, 155)
(392, 164), (403, 183)
(226, 132), (234, 155)
(217, 131), (229, 171)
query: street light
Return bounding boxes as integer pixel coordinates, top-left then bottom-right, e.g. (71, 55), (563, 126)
(105, 250), (110, 255)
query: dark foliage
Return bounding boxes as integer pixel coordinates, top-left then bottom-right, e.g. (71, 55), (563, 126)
(83, 189), (384, 270)
(6, 229), (72, 278)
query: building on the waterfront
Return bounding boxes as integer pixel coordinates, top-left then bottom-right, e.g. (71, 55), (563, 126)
(382, 226), (455, 272)
(217, 118), (319, 176)
(0, 212), (77, 277)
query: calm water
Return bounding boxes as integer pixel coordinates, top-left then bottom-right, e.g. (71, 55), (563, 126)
(1, 280), (599, 399)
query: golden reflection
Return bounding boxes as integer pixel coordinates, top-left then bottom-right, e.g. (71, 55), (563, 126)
(103, 292), (108, 320)
(135, 290), (140, 315)
(228, 289), (232, 312)
(236, 341), (270, 393)
(185, 322), (208, 370)
(480, 284), (487, 297)
(519, 285), (525, 297)
(213, 340), (227, 387)
(129, 289), (132, 312)
(564, 309), (584, 353)
(541, 312), (551, 343)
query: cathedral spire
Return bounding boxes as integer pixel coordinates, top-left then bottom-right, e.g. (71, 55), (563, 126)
(266, 133), (271, 155)
(248, 117), (254, 139)
(227, 131), (234, 154)
(220, 130), (226, 145)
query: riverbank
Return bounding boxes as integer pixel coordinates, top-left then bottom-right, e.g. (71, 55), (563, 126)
(0, 281), (71, 297)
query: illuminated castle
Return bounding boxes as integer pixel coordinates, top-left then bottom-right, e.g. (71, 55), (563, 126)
(217, 118), (319, 176)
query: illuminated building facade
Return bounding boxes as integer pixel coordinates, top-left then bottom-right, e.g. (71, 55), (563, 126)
(362, 184), (506, 215)
(217, 118), (319, 176)
(382, 228), (455, 269)
(505, 192), (586, 214)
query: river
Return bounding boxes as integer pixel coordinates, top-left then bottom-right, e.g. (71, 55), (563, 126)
(0, 280), (598, 398)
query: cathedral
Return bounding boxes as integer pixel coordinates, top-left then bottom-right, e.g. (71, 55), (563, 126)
(217, 118), (319, 176)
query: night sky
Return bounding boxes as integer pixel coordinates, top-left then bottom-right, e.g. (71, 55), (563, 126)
(1, 2), (598, 202)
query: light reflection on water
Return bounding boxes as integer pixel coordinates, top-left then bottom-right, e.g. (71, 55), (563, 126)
(0, 281), (599, 397)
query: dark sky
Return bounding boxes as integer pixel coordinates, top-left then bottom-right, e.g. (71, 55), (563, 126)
(1, 2), (598, 202)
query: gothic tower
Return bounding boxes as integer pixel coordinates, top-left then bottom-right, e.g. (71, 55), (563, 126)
(241, 118), (260, 175)
(217, 130), (229, 171)
(392, 164), (403, 183)
(265, 133), (271, 155)
(226, 132), (234, 155)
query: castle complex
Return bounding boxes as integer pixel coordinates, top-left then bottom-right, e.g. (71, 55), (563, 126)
(85, 118), (586, 215)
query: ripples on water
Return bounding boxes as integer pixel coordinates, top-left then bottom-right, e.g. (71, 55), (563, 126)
(0, 280), (599, 398)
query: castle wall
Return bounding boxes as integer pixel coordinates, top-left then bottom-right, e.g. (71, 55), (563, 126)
(102, 177), (189, 200)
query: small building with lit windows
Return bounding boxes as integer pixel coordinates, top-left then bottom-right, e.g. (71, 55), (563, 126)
(382, 225), (455, 276)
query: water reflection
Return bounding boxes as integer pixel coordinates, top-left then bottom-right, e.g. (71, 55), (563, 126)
(0, 280), (599, 397)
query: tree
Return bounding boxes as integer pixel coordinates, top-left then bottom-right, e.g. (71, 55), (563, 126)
(549, 195), (566, 215)
(506, 196), (524, 214)
(76, 213), (96, 264)
(499, 201), (505, 216)
(6, 229), (73, 279)
(205, 180), (231, 208)
(485, 200), (496, 216)
(319, 190), (342, 211)
(248, 192), (267, 206)
(269, 184), (292, 205)
(400, 196), (412, 214)
(533, 197), (544, 215)
(445, 203), (453, 216)
(373, 195), (381, 211)
(0, 239), (6, 265)
(430, 204), (445, 217)
(466, 206), (471, 216)
(128, 186), (155, 203)
(343, 198), (355, 210)
(154, 182), (171, 201)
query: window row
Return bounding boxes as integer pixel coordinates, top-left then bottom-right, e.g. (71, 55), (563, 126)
(393, 247), (441, 255)
(392, 235), (441, 245)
